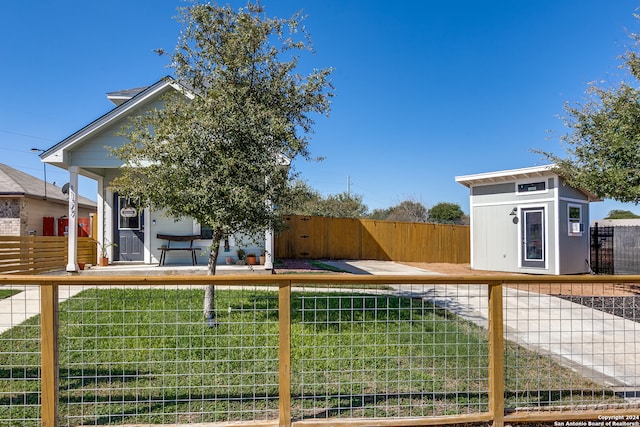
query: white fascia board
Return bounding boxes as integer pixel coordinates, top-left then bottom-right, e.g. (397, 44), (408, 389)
(455, 164), (555, 188)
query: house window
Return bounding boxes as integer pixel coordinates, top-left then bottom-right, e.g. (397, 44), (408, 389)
(200, 225), (213, 239)
(568, 204), (583, 236)
(517, 181), (546, 193)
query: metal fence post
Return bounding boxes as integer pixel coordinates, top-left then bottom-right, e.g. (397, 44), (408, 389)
(41, 281), (59, 427)
(488, 281), (504, 427)
(279, 281), (291, 427)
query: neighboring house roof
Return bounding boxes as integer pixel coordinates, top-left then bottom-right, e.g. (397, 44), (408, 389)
(455, 164), (601, 202)
(0, 163), (96, 208)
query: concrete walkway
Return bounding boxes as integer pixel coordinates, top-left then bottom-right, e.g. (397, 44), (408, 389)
(0, 285), (85, 335)
(1, 260), (639, 390)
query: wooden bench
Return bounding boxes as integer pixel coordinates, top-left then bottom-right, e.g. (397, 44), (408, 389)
(157, 234), (202, 266)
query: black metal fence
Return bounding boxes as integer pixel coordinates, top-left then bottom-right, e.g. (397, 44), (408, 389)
(590, 223), (640, 274)
(590, 223), (614, 274)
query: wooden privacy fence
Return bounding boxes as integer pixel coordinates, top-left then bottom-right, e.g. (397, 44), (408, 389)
(2, 274), (640, 427)
(0, 236), (96, 274)
(275, 215), (470, 263)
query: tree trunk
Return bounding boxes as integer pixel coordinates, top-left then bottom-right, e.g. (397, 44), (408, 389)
(204, 228), (224, 322)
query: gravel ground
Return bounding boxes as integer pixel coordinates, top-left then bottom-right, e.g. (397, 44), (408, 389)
(558, 295), (640, 322)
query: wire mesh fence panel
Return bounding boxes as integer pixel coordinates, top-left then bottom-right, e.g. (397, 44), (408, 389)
(0, 285), (42, 427)
(503, 281), (640, 413)
(290, 283), (491, 420)
(57, 284), (280, 426)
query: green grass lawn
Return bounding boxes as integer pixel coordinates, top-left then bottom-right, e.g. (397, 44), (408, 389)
(0, 287), (621, 426)
(0, 289), (19, 300)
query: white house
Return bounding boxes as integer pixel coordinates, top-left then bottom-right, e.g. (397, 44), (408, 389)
(40, 77), (274, 272)
(456, 165), (601, 275)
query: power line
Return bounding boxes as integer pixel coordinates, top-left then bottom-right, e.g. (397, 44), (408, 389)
(0, 129), (55, 142)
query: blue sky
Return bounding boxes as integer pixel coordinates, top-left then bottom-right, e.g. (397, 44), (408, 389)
(2, 1), (639, 220)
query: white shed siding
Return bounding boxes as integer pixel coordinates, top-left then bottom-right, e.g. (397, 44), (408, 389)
(468, 176), (558, 274)
(471, 204), (519, 271)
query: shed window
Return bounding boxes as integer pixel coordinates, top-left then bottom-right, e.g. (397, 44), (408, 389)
(517, 181), (545, 193)
(568, 204), (583, 236)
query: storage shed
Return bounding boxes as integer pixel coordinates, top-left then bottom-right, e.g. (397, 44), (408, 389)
(455, 165), (600, 275)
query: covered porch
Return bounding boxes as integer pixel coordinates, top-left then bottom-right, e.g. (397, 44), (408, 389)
(38, 78), (274, 272)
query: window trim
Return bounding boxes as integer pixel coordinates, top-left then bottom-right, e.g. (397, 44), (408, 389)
(515, 179), (549, 196)
(567, 203), (584, 237)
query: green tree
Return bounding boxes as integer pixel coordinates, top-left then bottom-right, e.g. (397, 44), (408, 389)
(605, 209), (640, 219)
(112, 2), (332, 319)
(314, 192), (368, 218)
(368, 199), (428, 222)
(428, 202), (465, 224)
(369, 207), (394, 220)
(386, 200), (428, 222)
(538, 13), (640, 203)
(283, 181), (368, 218)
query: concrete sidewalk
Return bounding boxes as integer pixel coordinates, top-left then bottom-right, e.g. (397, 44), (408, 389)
(0, 285), (85, 335)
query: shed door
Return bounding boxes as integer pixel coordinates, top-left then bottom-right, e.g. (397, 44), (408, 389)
(114, 195), (144, 261)
(521, 207), (545, 268)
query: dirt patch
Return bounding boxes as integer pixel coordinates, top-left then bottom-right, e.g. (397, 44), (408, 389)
(400, 262), (513, 276)
(274, 259), (346, 274)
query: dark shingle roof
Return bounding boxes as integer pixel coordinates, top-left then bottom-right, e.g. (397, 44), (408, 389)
(106, 85), (150, 106)
(0, 164), (96, 207)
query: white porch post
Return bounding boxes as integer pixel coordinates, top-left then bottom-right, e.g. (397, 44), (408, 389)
(97, 177), (105, 264)
(66, 166), (79, 272)
(104, 186), (114, 262)
(265, 228), (274, 270)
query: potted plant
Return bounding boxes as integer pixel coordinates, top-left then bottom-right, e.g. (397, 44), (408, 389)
(246, 253), (257, 265)
(97, 240), (118, 266)
(236, 249), (246, 265)
(259, 251), (266, 265)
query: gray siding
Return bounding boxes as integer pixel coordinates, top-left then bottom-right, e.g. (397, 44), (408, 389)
(69, 99), (165, 169)
(557, 200), (590, 274)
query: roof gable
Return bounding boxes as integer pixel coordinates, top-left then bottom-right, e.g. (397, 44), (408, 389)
(41, 76), (188, 168)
